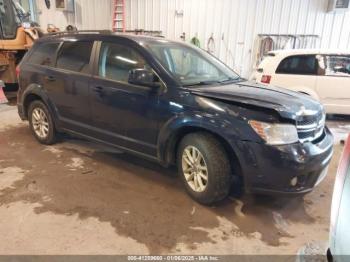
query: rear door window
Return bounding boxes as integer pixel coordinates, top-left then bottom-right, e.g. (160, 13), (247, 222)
(276, 55), (317, 75)
(56, 41), (93, 74)
(27, 42), (60, 67)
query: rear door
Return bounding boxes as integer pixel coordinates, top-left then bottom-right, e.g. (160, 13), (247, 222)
(20, 41), (61, 93)
(316, 55), (350, 114)
(89, 40), (161, 157)
(272, 55), (318, 93)
(47, 40), (95, 133)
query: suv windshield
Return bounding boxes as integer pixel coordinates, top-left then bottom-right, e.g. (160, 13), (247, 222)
(145, 40), (240, 86)
(0, 0), (20, 39)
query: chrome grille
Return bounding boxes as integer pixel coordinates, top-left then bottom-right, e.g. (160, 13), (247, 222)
(296, 111), (325, 143)
(297, 113), (323, 127)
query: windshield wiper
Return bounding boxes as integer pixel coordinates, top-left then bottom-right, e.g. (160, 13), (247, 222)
(218, 77), (241, 84)
(183, 77), (241, 87)
(183, 80), (218, 87)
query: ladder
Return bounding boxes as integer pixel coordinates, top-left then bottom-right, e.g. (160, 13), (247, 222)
(112, 0), (126, 32)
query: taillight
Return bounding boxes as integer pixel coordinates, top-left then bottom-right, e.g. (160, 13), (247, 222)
(261, 75), (271, 84)
(16, 65), (20, 79)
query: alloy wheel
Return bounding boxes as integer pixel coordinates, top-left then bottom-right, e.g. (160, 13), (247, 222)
(182, 146), (208, 192)
(32, 108), (49, 139)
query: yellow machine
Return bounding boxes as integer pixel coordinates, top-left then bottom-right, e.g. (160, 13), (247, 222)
(0, 0), (41, 87)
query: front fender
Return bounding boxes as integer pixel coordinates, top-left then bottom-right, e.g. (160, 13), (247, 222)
(157, 112), (245, 166)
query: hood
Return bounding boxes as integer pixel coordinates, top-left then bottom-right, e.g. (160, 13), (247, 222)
(188, 81), (323, 120)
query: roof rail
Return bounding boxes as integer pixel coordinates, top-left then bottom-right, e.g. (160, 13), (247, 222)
(117, 29), (163, 37)
(46, 30), (113, 36)
(43, 29), (164, 38)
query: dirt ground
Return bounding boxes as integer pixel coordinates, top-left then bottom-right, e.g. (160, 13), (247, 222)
(0, 102), (349, 255)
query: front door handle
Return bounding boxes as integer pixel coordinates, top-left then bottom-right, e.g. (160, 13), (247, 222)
(45, 76), (55, 82)
(93, 86), (105, 97)
(93, 86), (103, 93)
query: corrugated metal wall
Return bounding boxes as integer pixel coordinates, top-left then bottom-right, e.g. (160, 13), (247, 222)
(35, 0), (75, 29)
(74, 0), (112, 30)
(125, 0), (350, 77)
(35, 0), (350, 77)
(35, 0), (112, 30)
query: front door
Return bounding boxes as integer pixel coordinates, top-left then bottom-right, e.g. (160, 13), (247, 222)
(90, 41), (161, 157)
(316, 54), (350, 115)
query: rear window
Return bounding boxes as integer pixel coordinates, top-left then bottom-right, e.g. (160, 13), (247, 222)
(27, 42), (60, 67)
(276, 55), (317, 75)
(56, 41), (93, 74)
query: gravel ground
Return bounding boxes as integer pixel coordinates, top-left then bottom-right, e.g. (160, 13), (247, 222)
(0, 102), (349, 255)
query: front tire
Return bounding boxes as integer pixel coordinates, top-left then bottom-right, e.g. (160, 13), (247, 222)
(177, 132), (232, 205)
(28, 100), (57, 145)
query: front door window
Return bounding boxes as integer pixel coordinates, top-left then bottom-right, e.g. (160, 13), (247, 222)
(98, 42), (150, 83)
(324, 55), (350, 77)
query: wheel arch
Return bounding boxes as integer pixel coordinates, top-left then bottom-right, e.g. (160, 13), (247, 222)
(160, 124), (243, 178)
(23, 93), (43, 118)
(21, 85), (59, 128)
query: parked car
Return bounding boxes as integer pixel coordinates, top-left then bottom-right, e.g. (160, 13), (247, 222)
(17, 32), (333, 204)
(328, 134), (350, 261)
(252, 49), (350, 115)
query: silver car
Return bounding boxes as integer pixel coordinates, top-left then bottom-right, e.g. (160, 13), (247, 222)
(328, 134), (350, 261)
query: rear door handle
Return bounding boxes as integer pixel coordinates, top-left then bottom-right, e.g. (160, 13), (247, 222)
(45, 76), (55, 82)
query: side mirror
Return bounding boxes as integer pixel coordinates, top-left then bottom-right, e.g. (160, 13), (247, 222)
(128, 69), (161, 88)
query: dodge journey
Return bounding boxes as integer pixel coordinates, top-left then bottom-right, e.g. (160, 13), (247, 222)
(17, 32), (334, 204)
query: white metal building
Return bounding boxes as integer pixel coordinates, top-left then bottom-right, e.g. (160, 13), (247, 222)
(31, 0), (350, 77)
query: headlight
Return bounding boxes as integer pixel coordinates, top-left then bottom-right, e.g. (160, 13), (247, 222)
(249, 120), (299, 145)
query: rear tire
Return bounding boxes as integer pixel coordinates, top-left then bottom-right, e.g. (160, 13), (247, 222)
(28, 100), (57, 145)
(177, 132), (232, 205)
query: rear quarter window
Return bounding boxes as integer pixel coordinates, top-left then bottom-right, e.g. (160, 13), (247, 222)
(276, 55), (317, 75)
(27, 42), (60, 67)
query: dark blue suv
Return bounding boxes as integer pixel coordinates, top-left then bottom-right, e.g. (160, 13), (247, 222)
(17, 32), (333, 204)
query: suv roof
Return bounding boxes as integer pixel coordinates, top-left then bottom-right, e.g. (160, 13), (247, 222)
(38, 31), (170, 45)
